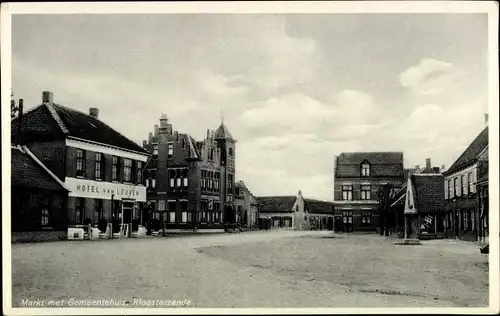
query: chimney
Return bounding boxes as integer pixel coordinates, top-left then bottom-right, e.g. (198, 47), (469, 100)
(89, 107), (99, 119)
(148, 132), (153, 143)
(425, 158), (431, 168)
(18, 99), (24, 145)
(414, 165), (420, 170)
(154, 125), (159, 136)
(42, 91), (54, 103)
(298, 190), (302, 196)
(175, 131), (179, 141)
(441, 164), (446, 172)
(143, 140), (147, 147)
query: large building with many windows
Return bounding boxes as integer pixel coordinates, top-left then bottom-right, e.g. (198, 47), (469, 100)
(143, 115), (237, 232)
(333, 152), (405, 232)
(442, 126), (488, 241)
(11, 91), (151, 238)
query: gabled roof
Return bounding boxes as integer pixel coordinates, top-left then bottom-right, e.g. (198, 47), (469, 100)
(304, 199), (334, 214)
(443, 127), (488, 175)
(255, 196), (297, 213)
(12, 102), (148, 154)
(335, 152), (404, 178)
(337, 152), (403, 165)
(411, 174), (445, 214)
(214, 122), (233, 140)
(11, 146), (69, 192)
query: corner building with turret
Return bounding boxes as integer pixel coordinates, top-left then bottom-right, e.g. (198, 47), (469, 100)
(142, 115), (237, 232)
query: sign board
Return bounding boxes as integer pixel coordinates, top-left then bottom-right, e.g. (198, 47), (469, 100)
(65, 177), (147, 202)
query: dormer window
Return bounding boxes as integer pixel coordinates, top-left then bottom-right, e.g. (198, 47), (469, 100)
(361, 163), (370, 177)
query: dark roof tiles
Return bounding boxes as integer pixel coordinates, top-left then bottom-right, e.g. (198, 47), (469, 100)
(444, 127), (488, 175)
(256, 196), (296, 213)
(412, 175), (445, 214)
(11, 146), (67, 191)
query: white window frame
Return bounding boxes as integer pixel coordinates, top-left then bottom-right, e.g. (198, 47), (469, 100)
(181, 211), (187, 223)
(176, 178), (181, 187)
(170, 178), (175, 188)
(183, 177), (188, 187)
(361, 163), (370, 176)
(158, 200), (166, 211)
(167, 143), (174, 157)
(152, 179), (156, 188)
(360, 185), (371, 200)
(146, 178), (150, 188)
(169, 211), (176, 223)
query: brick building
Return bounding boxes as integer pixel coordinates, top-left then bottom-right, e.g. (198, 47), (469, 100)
(256, 191), (334, 230)
(143, 115), (237, 231)
(11, 145), (69, 242)
(442, 126), (488, 241)
(11, 91), (150, 237)
(333, 152), (405, 232)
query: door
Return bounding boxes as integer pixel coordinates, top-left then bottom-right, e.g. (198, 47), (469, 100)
(334, 216), (344, 232)
(454, 210), (459, 238)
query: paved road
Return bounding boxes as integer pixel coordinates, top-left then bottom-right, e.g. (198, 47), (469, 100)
(10, 231), (484, 308)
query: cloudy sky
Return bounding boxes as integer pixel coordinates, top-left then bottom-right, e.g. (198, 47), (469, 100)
(12, 13), (489, 201)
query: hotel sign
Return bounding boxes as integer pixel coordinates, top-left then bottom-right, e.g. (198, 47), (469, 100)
(65, 177), (146, 202)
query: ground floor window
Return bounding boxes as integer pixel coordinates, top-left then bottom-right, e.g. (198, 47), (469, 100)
(273, 219), (280, 227)
(214, 212), (220, 223)
(187, 212), (193, 223)
(342, 211), (353, 224)
(420, 214), (436, 235)
(169, 211), (176, 223)
(361, 211), (371, 225)
(41, 208), (49, 227)
(181, 211), (187, 223)
(94, 199), (103, 225)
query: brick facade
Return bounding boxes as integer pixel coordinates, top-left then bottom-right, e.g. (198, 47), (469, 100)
(143, 115), (236, 231)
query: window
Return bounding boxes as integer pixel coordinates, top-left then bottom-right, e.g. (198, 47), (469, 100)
(342, 210), (353, 224)
(461, 174), (466, 196)
(152, 178), (156, 189)
(214, 212), (220, 223)
(361, 211), (371, 224)
(187, 212), (193, 223)
(361, 163), (370, 176)
(94, 199), (103, 224)
(41, 208), (49, 226)
(95, 153), (104, 180)
(360, 185), (371, 200)
(176, 177), (181, 187)
(169, 170), (175, 188)
(136, 161), (143, 184)
(454, 177), (459, 197)
(183, 169), (188, 188)
(112, 156), (119, 181)
(123, 159), (133, 182)
(157, 200), (166, 211)
(76, 149), (86, 177)
(181, 138), (186, 150)
(169, 212), (176, 223)
(146, 178), (150, 188)
(209, 147), (214, 161)
(168, 143), (174, 158)
(229, 147), (233, 156)
(468, 172), (473, 193)
(228, 174), (234, 192)
(181, 212), (187, 223)
(342, 185), (353, 200)
(448, 179), (453, 199)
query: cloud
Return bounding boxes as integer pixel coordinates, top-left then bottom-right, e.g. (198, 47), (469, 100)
(399, 58), (462, 95)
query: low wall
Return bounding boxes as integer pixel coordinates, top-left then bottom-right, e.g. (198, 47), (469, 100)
(12, 231), (66, 243)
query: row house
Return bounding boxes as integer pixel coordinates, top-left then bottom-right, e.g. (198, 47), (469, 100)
(143, 115), (237, 232)
(442, 126), (488, 241)
(256, 190), (334, 230)
(234, 181), (259, 229)
(333, 152), (405, 232)
(11, 91), (150, 237)
(11, 144), (69, 242)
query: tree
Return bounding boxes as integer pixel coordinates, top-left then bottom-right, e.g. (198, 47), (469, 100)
(11, 90), (19, 118)
(378, 183), (393, 236)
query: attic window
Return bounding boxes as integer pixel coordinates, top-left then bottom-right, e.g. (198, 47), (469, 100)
(361, 163), (370, 177)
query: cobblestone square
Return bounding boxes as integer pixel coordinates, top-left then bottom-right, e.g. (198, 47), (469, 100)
(11, 231), (488, 308)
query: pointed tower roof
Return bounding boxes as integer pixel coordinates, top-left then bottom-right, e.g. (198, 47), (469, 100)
(215, 122), (233, 140)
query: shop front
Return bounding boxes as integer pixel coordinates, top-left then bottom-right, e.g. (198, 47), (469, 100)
(65, 177), (147, 239)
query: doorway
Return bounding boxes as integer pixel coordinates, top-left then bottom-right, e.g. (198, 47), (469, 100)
(454, 210), (459, 238)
